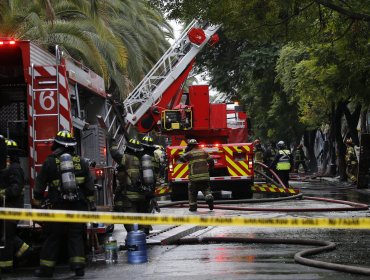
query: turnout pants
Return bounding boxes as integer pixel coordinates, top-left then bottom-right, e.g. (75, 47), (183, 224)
(0, 220), (29, 270)
(188, 180), (213, 210)
(39, 222), (86, 270)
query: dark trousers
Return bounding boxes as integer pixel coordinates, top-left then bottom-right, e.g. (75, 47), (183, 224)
(276, 170), (290, 188)
(188, 180), (213, 208)
(39, 222), (86, 270)
(294, 161), (307, 173)
(115, 194), (150, 233)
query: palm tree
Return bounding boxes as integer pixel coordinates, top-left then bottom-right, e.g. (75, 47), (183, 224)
(0, 0), (172, 98)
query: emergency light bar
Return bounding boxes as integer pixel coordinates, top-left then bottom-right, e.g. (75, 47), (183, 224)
(0, 40), (16, 45)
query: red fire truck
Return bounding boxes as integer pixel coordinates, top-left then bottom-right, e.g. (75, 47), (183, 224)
(0, 38), (113, 239)
(102, 20), (254, 201)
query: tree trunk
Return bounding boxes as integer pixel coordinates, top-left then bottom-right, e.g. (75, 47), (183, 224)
(334, 101), (347, 181)
(304, 130), (317, 172)
(327, 102), (337, 176)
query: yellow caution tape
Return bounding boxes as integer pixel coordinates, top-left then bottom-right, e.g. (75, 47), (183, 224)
(0, 208), (369, 229)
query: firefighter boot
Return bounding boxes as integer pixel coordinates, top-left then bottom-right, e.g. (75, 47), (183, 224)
(206, 196), (214, 211)
(75, 268), (85, 277)
(34, 267), (53, 278)
(189, 204), (197, 212)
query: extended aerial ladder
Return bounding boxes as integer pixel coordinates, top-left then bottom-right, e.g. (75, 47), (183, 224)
(98, 19), (220, 149)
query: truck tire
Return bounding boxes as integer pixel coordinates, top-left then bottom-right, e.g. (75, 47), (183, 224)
(170, 182), (188, 201)
(231, 183), (253, 199)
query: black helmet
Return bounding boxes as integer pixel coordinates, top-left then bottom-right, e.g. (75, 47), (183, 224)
(141, 135), (154, 148)
(5, 139), (18, 148)
(5, 138), (24, 161)
(54, 130), (77, 147)
(126, 138), (143, 152)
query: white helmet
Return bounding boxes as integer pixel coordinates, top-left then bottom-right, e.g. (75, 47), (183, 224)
(277, 141), (285, 149)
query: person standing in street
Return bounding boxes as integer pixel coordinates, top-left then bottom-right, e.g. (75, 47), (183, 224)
(179, 139), (214, 212)
(345, 138), (358, 184)
(109, 137), (151, 233)
(269, 140), (293, 188)
(0, 137), (32, 273)
(32, 130), (96, 278)
(293, 144), (308, 173)
(253, 139), (265, 179)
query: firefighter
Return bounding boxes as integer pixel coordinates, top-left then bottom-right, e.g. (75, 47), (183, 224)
(179, 139), (214, 212)
(0, 138), (33, 273)
(141, 136), (160, 216)
(154, 145), (166, 184)
(32, 130), (96, 278)
(263, 141), (277, 166)
(293, 144), (308, 173)
(269, 140), (293, 188)
(253, 139), (265, 179)
(345, 138), (358, 184)
(109, 137), (150, 233)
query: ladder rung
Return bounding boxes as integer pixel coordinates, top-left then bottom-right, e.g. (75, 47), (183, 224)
(32, 113), (59, 117)
(33, 88), (58, 92)
(33, 139), (54, 143)
(37, 81), (57, 85)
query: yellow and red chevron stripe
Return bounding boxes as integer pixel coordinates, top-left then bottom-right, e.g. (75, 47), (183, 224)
(252, 183), (300, 195)
(222, 145), (252, 176)
(155, 185), (171, 196)
(170, 148), (189, 179)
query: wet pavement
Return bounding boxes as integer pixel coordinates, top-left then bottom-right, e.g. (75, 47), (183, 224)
(3, 177), (370, 279)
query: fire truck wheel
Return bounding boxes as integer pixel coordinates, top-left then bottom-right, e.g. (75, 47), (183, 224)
(170, 182), (188, 201)
(231, 184), (253, 199)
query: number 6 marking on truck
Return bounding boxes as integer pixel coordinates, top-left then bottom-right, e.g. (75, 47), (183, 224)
(39, 91), (56, 111)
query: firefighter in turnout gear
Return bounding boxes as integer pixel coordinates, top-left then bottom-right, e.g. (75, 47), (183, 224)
(154, 145), (166, 185)
(270, 141), (293, 188)
(345, 138), (358, 184)
(141, 136), (160, 225)
(179, 139), (215, 212)
(253, 139), (265, 179)
(109, 137), (151, 233)
(293, 144), (308, 173)
(32, 130), (95, 278)
(0, 138), (32, 273)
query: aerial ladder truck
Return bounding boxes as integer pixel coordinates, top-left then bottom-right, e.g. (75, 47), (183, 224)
(100, 19), (255, 201)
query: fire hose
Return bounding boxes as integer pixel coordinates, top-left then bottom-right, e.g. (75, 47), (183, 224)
(174, 236), (370, 276)
(157, 165), (370, 275)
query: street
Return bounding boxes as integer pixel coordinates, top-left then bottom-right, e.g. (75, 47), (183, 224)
(4, 178), (370, 280)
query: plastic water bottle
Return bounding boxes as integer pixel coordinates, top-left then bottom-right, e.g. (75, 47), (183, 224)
(126, 224), (148, 264)
(105, 234), (118, 263)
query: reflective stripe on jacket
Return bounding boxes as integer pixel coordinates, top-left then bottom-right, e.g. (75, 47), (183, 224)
(276, 149), (291, 171)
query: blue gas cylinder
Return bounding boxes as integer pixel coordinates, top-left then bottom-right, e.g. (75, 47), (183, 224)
(126, 224), (148, 264)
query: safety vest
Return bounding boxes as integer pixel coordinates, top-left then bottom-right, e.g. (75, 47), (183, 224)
(276, 149), (291, 171)
(180, 148), (212, 181)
